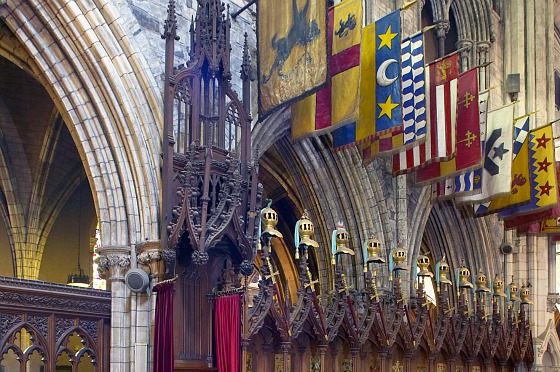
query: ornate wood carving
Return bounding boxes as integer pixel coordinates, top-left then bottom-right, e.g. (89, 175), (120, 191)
(0, 277), (110, 370)
(244, 211), (534, 370)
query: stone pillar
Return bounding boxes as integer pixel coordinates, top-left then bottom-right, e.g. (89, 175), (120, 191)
(465, 357), (474, 371)
(404, 352), (413, 372)
(484, 357), (492, 372)
(262, 342), (272, 371)
(298, 345), (307, 372)
(97, 245), (131, 372)
(456, 39), (473, 72)
(476, 42), (491, 90)
(447, 356), (455, 372)
(136, 240), (163, 372)
(435, 20), (450, 58)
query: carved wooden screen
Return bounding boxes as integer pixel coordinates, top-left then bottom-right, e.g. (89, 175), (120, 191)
(0, 278), (110, 371)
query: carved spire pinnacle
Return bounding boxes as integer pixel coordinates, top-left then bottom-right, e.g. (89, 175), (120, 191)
(241, 33), (251, 81)
(162, 0), (180, 41)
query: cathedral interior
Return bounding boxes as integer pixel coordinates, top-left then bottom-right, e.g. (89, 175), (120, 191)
(0, 0), (560, 371)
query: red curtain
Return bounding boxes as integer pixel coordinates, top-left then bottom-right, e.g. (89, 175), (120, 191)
(153, 281), (175, 372)
(214, 294), (241, 372)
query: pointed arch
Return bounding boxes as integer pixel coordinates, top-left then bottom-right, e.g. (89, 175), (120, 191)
(0, 0), (163, 250)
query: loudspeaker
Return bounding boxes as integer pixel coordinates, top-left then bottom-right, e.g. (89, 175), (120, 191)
(500, 242), (513, 255)
(125, 268), (150, 293)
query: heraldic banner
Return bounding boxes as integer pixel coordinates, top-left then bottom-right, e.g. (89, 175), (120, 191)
(258, 0), (328, 118)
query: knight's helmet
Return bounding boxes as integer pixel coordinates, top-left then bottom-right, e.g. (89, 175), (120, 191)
(260, 203), (283, 239)
(417, 254), (433, 278)
(362, 236), (385, 272)
(475, 268), (491, 293)
(492, 275), (507, 298)
(507, 277), (521, 302)
(294, 210), (319, 259)
(457, 265), (473, 289)
(520, 284), (533, 305)
(331, 222), (354, 265)
(436, 255), (453, 286)
(391, 245), (409, 272)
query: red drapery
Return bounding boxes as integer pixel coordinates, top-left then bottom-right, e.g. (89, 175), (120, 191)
(214, 294), (241, 372)
(153, 281), (175, 372)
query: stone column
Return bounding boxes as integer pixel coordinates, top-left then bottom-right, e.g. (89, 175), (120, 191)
(446, 356), (455, 372)
(465, 357), (474, 371)
(137, 240), (163, 372)
(456, 39), (473, 72)
(548, 238), (556, 294)
(298, 345), (307, 372)
(476, 42), (491, 90)
(379, 351), (390, 372)
(428, 355), (438, 372)
(435, 20), (450, 58)
(97, 245), (131, 372)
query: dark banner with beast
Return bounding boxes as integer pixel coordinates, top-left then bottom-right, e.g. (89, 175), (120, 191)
(257, 0), (327, 118)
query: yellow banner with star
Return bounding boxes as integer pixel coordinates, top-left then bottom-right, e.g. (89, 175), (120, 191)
(258, 0), (327, 118)
(500, 123), (558, 222)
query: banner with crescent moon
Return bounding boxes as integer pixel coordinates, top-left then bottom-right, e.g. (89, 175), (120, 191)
(361, 30), (427, 164)
(332, 10), (402, 150)
(258, 0), (327, 119)
(291, 0), (361, 141)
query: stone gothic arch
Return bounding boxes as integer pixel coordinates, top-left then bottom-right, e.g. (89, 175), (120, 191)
(0, 0), (162, 255)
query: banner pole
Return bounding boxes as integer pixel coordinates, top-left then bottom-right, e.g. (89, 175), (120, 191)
(231, 0), (258, 19)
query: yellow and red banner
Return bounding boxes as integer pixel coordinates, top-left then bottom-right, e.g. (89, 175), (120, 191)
(258, 0), (328, 118)
(332, 9), (402, 150)
(501, 124), (557, 228)
(291, 0), (361, 141)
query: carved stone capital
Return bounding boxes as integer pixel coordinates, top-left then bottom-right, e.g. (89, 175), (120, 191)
(547, 294), (560, 312)
(477, 41), (492, 54)
(96, 246), (131, 281)
(435, 20), (450, 38)
(456, 39), (473, 53)
(136, 240), (165, 280)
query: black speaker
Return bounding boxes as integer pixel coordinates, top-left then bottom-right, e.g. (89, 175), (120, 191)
(125, 268), (150, 293)
(500, 242), (513, 255)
